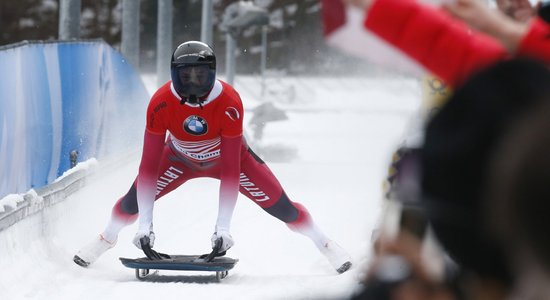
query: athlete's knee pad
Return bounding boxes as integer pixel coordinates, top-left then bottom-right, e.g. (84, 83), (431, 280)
(286, 202), (312, 232)
(263, 192), (301, 223)
(112, 184), (139, 223)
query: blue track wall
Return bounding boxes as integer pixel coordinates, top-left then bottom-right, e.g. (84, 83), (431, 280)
(0, 40), (149, 199)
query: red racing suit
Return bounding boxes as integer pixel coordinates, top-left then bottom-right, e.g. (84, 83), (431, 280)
(112, 80), (310, 233)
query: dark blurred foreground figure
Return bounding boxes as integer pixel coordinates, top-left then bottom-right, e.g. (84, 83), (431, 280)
(486, 87), (550, 299)
(351, 58), (550, 300)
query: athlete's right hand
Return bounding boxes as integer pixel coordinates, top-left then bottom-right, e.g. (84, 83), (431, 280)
(133, 229), (155, 249)
(211, 229), (234, 253)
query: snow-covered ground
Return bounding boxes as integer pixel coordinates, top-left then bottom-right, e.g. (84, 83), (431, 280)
(0, 74), (421, 300)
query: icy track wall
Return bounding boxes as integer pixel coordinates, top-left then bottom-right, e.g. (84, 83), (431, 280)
(0, 40), (149, 201)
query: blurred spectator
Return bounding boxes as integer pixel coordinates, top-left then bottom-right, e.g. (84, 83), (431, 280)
(419, 58), (550, 298)
(330, 1), (550, 298)
(327, 0), (550, 299)
(378, 0), (543, 209)
(352, 58), (550, 300)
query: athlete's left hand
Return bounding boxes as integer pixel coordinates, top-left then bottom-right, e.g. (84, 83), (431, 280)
(133, 229), (155, 249)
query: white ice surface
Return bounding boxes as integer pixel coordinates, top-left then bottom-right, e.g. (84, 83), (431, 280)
(0, 75), (421, 300)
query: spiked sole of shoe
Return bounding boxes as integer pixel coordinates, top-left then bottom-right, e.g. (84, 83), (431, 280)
(337, 261), (352, 274)
(73, 255), (90, 267)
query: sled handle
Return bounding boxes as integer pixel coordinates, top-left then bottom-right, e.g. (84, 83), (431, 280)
(201, 238), (227, 262)
(140, 237), (170, 260)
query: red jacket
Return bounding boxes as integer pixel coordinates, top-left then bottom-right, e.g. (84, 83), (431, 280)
(364, 0), (511, 87)
(517, 18), (550, 65)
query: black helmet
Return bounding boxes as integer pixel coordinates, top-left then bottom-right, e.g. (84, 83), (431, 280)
(170, 41), (216, 104)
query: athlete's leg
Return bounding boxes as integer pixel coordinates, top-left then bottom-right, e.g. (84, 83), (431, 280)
(75, 146), (200, 267)
(238, 148), (331, 244)
(101, 145), (198, 243)
(75, 146), (206, 268)
(239, 148), (352, 274)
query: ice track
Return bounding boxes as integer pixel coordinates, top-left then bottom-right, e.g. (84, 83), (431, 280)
(0, 75), (421, 300)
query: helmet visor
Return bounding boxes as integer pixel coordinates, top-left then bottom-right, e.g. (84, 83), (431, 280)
(174, 65), (215, 98)
(178, 65), (211, 85)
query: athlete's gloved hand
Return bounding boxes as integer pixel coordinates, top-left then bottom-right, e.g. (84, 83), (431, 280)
(133, 229), (155, 249)
(211, 228), (234, 253)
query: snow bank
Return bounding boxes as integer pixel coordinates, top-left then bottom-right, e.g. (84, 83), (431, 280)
(0, 159), (97, 231)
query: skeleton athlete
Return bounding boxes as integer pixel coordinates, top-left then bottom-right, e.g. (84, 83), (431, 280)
(74, 41), (352, 274)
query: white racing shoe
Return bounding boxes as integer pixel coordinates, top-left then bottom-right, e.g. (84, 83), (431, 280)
(73, 234), (116, 267)
(319, 240), (352, 274)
